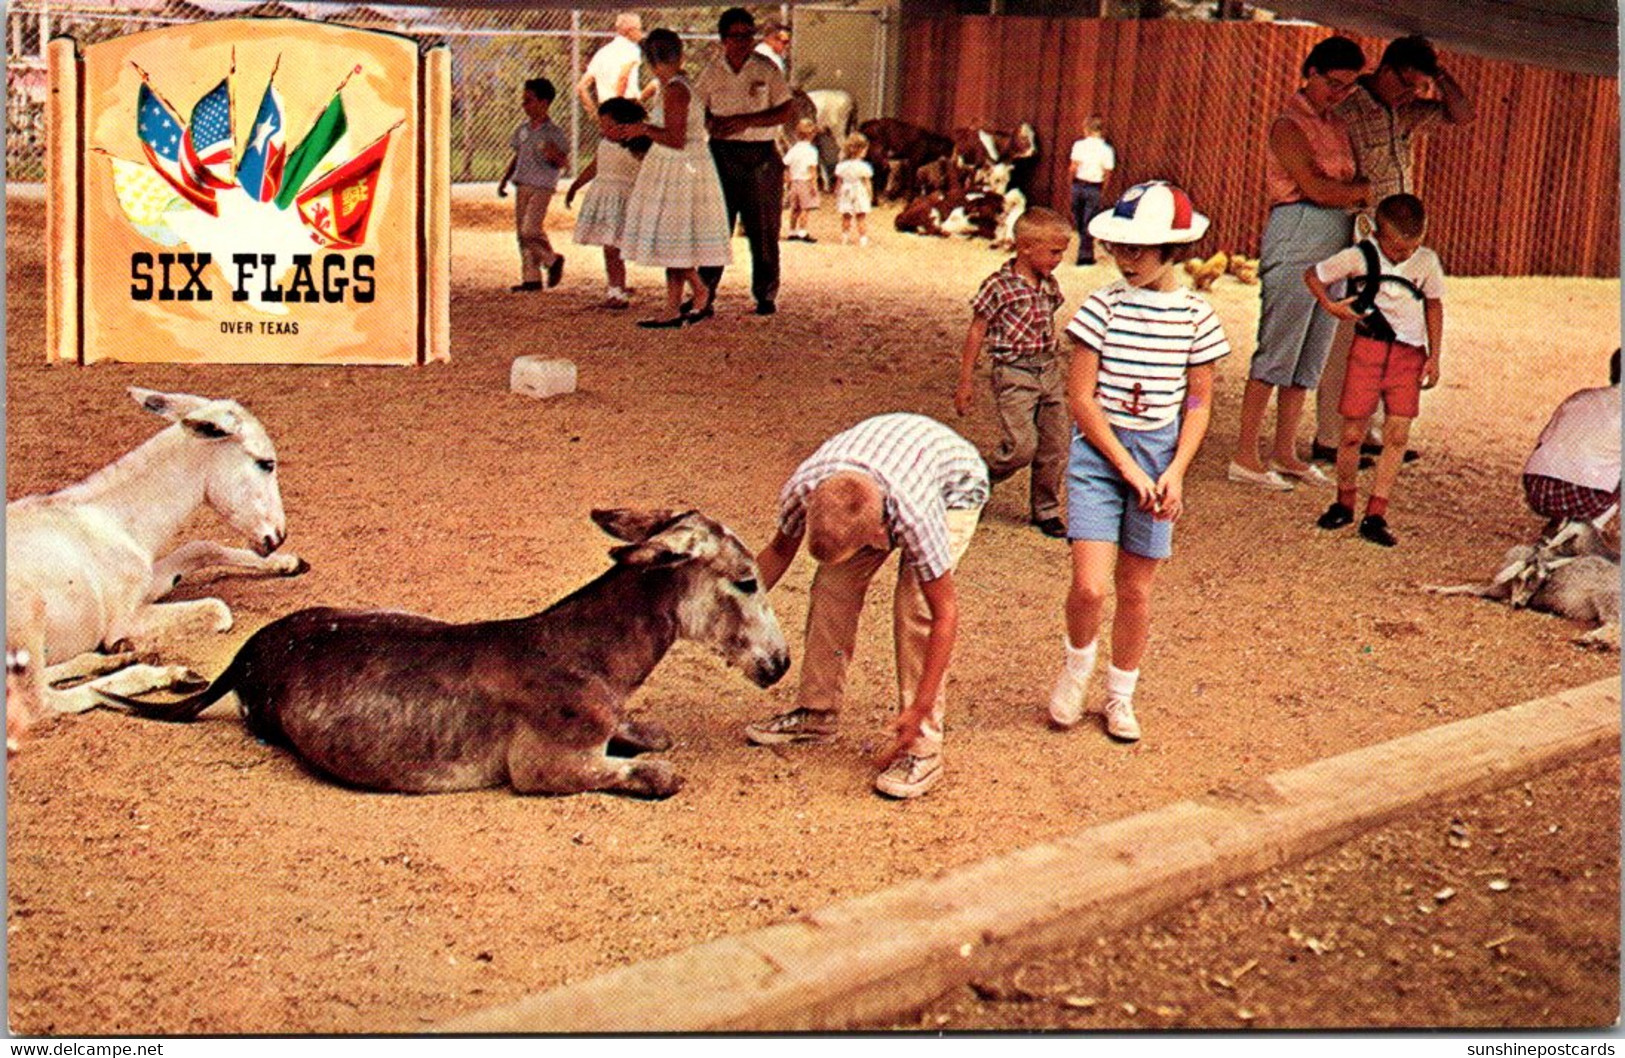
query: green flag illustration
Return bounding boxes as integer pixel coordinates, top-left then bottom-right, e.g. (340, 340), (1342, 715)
(275, 95), (347, 209)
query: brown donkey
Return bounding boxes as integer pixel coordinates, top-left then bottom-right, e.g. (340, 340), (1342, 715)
(105, 509), (789, 798)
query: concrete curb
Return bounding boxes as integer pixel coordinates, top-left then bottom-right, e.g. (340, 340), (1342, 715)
(440, 678), (1621, 1033)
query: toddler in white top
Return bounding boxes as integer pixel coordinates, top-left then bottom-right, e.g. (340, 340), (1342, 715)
(783, 118), (821, 243)
(834, 132), (874, 246)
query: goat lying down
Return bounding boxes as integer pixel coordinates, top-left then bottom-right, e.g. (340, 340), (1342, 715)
(102, 509), (790, 798)
(1426, 518), (1620, 650)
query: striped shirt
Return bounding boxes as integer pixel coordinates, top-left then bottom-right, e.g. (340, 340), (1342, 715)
(1065, 281), (1231, 430)
(1332, 81), (1447, 200)
(970, 258), (1066, 365)
(779, 413), (989, 582)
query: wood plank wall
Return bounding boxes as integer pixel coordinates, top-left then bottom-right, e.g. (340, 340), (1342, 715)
(897, 16), (1620, 277)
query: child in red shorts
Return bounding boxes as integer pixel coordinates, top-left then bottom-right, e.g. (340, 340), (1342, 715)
(1304, 193), (1445, 546)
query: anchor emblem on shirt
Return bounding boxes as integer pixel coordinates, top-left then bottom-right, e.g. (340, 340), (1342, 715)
(1120, 383), (1148, 416)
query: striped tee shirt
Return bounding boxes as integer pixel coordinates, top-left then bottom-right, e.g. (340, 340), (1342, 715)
(1065, 280), (1231, 431)
(779, 413), (989, 582)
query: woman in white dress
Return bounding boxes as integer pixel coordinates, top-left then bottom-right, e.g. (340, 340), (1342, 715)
(617, 29), (732, 329)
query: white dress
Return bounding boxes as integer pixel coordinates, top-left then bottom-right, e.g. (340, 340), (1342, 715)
(619, 76), (732, 269)
(573, 140), (641, 248)
(835, 158), (874, 215)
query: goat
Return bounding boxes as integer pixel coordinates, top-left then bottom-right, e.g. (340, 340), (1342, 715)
(1426, 516), (1621, 650)
(102, 509), (790, 798)
(6, 387), (304, 747)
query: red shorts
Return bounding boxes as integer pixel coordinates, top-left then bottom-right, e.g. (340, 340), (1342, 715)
(1339, 334), (1428, 419)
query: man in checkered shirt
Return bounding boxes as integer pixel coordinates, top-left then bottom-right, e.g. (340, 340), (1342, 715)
(955, 207), (1074, 540)
(744, 413), (989, 800)
(1333, 35), (1475, 203)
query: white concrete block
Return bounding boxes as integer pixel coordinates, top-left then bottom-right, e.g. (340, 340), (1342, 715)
(510, 356), (577, 399)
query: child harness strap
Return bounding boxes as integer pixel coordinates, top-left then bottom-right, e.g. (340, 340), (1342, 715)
(1348, 239), (1425, 342)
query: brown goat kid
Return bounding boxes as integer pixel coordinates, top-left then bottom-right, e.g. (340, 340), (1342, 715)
(103, 509), (790, 798)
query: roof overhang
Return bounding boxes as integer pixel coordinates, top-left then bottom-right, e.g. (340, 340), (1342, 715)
(1261, 0), (1617, 78)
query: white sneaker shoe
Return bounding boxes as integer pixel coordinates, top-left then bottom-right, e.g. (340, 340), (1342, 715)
(874, 752), (943, 798)
(1102, 696), (1141, 741)
(1048, 665), (1091, 728)
(1227, 461), (1295, 491)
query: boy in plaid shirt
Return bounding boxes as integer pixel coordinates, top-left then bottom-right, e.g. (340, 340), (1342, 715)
(955, 207), (1073, 538)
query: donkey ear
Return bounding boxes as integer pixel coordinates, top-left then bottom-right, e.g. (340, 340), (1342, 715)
(592, 508), (687, 544)
(130, 387), (212, 422)
(609, 520), (719, 568)
(179, 404), (244, 441)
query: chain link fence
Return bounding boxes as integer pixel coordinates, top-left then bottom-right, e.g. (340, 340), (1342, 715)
(6, 1), (891, 183)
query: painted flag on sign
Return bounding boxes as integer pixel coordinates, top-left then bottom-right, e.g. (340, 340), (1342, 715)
(238, 80), (286, 202)
(184, 79), (235, 190)
(108, 155), (186, 246)
(295, 128), (392, 250)
(275, 95), (346, 210)
(137, 83), (216, 215)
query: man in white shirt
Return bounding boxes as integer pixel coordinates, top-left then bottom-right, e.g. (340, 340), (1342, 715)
(575, 12), (645, 109)
(695, 7), (796, 316)
(754, 19), (791, 74)
(1068, 116), (1114, 266)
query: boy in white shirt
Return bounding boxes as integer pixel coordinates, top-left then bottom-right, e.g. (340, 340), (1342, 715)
(1305, 193), (1446, 547)
(1067, 117), (1115, 266)
(783, 118), (821, 242)
(1523, 349), (1621, 534)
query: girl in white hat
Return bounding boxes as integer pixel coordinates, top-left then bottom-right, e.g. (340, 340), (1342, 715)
(1047, 180), (1230, 744)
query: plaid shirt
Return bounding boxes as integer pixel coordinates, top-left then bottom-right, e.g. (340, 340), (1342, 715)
(970, 259), (1066, 366)
(779, 413), (989, 582)
(1332, 80), (1447, 201)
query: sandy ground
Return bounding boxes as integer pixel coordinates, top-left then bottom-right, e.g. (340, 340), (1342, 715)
(5, 194), (1619, 1034)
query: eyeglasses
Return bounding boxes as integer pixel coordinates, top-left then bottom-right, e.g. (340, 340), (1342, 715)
(1311, 71), (1360, 92)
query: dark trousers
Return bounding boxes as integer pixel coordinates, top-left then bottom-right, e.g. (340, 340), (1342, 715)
(699, 140), (784, 307)
(1070, 181), (1103, 264)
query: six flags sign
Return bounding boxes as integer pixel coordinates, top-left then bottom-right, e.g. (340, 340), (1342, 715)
(48, 18), (450, 364)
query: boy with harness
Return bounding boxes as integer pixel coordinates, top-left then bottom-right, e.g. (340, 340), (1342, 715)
(1305, 193), (1444, 547)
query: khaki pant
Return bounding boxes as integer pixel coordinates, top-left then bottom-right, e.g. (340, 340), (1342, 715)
(794, 506), (982, 756)
(986, 359), (1069, 522)
(514, 186), (559, 284)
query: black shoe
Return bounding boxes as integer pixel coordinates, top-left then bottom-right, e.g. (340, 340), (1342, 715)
(683, 304), (714, 325)
(546, 255), (566, 288)
(1033, 517), (1069, 539)
(754, 300), (777, 316)
(1316, 502), (1355, 530)
(678, 298), (695, 315)
(1312, 440), (1374, 469)
(511, 281), (543, 292)
(1358, 514), (1397, 547)
(1359, 442), (1421, 464)
(801, 234), (818, 244)
(636, 316), (686, 330)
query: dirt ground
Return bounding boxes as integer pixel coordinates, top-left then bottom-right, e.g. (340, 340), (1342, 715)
(5, 193), (1620, 1035)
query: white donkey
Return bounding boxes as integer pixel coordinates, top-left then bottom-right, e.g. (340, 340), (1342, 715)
(6, 387), (306, 747)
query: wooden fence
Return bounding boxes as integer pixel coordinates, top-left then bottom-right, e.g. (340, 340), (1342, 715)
(898, 16), (1620, 277)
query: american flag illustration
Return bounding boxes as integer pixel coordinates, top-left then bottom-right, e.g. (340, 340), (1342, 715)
(184, 79), (235, 190)
(137, 83), (216, 215)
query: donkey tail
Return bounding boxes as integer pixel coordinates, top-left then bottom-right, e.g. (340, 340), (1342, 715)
(95, 660), (239, 722)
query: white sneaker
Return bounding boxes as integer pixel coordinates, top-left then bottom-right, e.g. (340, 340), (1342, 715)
(874, 752), (943, 799)
(858, 236), (870, 247)
(1102, 696), (1141, 741)
(1227, 461), (1294, 491)
(1048, 665), (1090, 728)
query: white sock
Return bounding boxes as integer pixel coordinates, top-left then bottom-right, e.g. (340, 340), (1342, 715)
(1105, 665), (1140, 701)
(1064, 637), (1098, 676)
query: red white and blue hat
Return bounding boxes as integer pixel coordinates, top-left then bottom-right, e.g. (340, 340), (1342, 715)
(1088, 180), (1209, 245)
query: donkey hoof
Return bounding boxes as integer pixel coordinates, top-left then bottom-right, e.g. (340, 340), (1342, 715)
(278, 555), (311, 577)
(628, 759), (684, 799)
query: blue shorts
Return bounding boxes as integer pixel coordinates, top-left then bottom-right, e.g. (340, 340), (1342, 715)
(1065, 420), (1179, 559)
